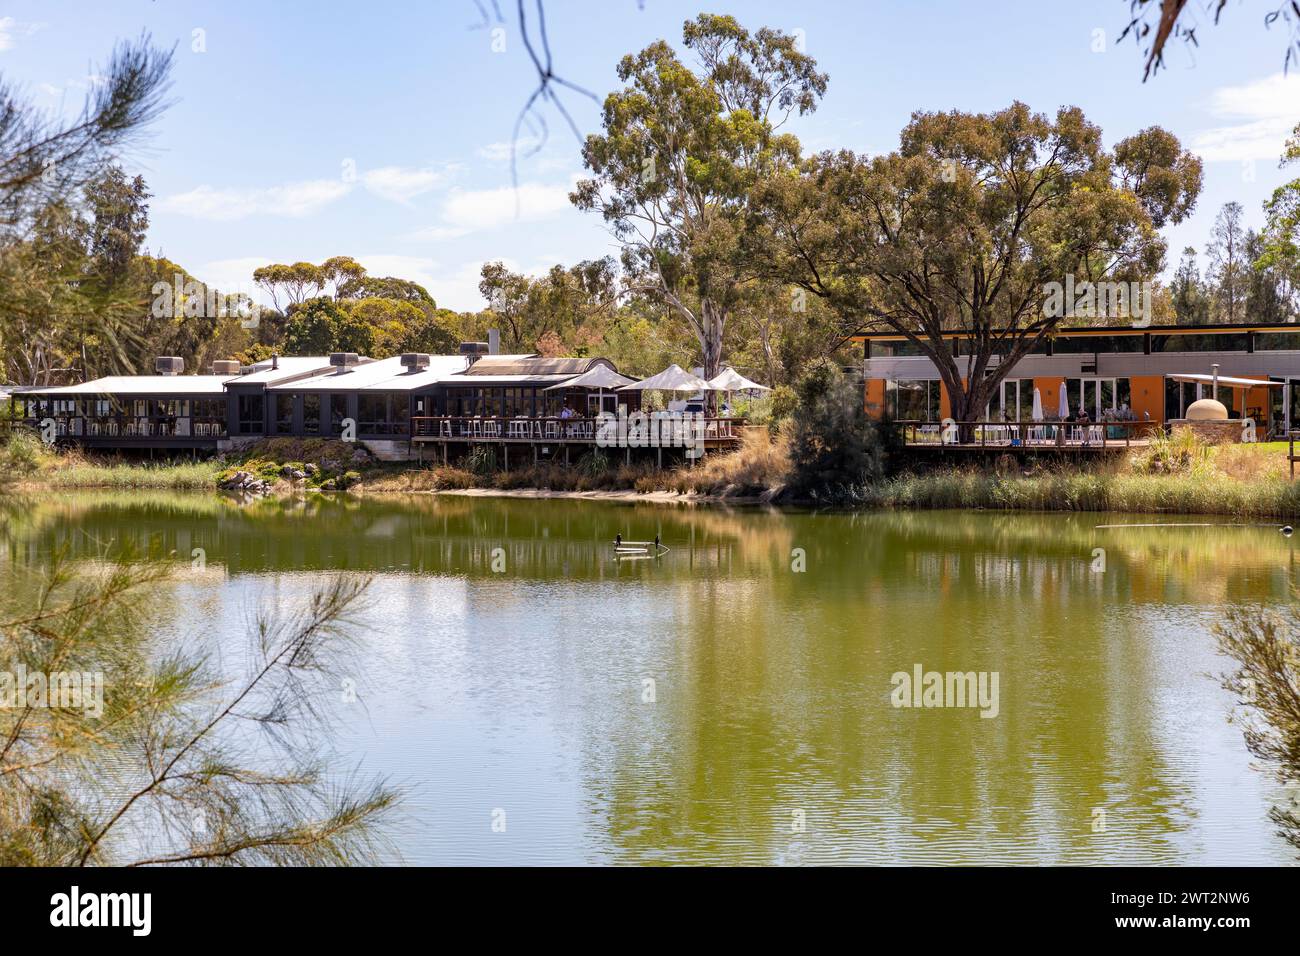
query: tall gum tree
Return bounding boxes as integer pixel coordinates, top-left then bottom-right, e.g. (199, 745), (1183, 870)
(764, 103), (1202, 428)
(571, 14), (826, 395)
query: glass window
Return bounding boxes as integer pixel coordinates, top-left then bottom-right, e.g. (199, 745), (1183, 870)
(1051, 335), (1144, 354)
(302, 394), (320, 434)
(874, 339), (928, 357)
(890, 380), (939, 420)
(237, 394), (264, 434)
(359, 394), (389, 433)
(1255, 331), (1300, 351)
(275, 394), (294, 434)
(1151, 333), (1250, 353)
(328, 394), (347, 435)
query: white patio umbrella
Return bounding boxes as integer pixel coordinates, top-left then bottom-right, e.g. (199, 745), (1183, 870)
(1057, 382), (1070, 420)
(1031, 387), (1043, 422)
(707, 367), (770, 416)
(545, 365), (637, 391)
(618, 364), (713, 392)
(706, 367), (771, 392)
(544, 364), (637, 416)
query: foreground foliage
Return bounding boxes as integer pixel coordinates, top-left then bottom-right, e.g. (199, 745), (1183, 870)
(0, 546), (397, 866)
(1215, 605), (1300, 853)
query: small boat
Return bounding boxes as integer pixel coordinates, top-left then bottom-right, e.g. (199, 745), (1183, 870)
(613, 533), (669, 556)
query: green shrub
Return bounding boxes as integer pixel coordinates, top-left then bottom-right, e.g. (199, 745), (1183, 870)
(575, 448), (610, 478)
(0, 431), (49, 482)
(785, 360), (891, 499)
(464, 445), (497, 477)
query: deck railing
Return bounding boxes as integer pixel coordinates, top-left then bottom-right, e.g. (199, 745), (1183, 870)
(22, 416), (227, 439)
(897, 419), (1158, 448)
(411, 415), (746, 442)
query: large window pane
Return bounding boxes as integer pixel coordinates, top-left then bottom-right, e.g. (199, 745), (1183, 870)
(302, 394), (321, 435)
(275, 394), (294, 434)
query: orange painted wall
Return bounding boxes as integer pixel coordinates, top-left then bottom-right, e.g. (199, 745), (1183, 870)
(865, 379), (885, 418)
(1128, 375), (1164, 424)
(1240, 380), (1272, 426)
(1033, 377), (1064, 417)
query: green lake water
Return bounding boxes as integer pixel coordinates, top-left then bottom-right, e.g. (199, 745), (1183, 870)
(2, 491), (1295, 865)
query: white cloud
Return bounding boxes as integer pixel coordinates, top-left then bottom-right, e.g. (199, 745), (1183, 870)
(477, 138), (542, 162)
(191, 256), (270, 299)
(1192, 72), (1300, 162)
(409, 181), (575, 241)
(160, 179), (352, 221)
(355, 255), (499, 311)
(194, 253), (518, 312)
(361, 165), (455, 204)
(0, 17), (44, 52)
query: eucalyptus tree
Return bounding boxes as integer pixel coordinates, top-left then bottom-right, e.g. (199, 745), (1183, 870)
(0, 36), (173, 385)
(478, 258), (617, 354)
(1257, 121), (1300, 321)
(764, 104), (1201, 428)
(571, 14), (827, 393)
(1207, 201), (1247, 323)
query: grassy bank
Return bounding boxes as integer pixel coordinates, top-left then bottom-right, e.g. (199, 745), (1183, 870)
(7, 428), (1300, 519)
(2, 433), (221, 491)
(850, 469), (1300, 518)
(362, 429), (790, 498)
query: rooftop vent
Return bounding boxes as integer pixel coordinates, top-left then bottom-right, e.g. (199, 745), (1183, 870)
(211, 359), (241, 376)
(459, 342), (490, 366)
(155, 356), (184, 376)
(329, 352), (360, 372)
(400, 353), (431, 371)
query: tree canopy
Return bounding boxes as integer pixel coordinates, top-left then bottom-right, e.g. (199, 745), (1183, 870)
(765, 103), (1202, 424)
(572, 14), (827, 395)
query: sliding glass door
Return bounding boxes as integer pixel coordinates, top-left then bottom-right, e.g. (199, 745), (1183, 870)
(1065, 378), (1128, 418)
(986, 379), (1036, 422)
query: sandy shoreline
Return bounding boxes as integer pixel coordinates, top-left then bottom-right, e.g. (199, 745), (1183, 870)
(419, 486), (768, 505)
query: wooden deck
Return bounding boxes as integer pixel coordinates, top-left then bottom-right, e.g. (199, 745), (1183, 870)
(898, 420), (1158, 456)
(410, 415), (745, 446)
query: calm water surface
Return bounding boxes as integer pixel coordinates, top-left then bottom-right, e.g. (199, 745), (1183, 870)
(3, 491), (1295, 865)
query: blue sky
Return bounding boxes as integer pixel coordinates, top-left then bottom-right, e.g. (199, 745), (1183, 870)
(2, 1), (1297, 310)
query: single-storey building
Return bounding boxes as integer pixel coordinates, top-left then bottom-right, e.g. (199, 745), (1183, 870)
(12, 347), (655, 460)
(856, 322), (1300, 439)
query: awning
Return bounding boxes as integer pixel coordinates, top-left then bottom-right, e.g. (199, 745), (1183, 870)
(544, 365), (636, 390)
(619, 364), (713, 392)
(707, 367), (770, 392)
(1168, 373), (1283, 389)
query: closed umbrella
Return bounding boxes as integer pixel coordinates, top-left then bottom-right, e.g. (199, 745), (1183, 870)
(1031, 387), (1043, 422)
(1057, 382), (1070, 420)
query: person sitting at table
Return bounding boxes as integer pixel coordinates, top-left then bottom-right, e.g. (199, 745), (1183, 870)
(559, 404), (575, 420)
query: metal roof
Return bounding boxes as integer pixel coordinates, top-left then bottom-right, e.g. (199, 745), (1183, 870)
(268, 355), (469, 392)
(458, 356), (602, 376)
(21, 375), (232, 396)
(1168, 372), (1283, 389)
(853, 322), (1300, 341)
(226, 356), (340, 384)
